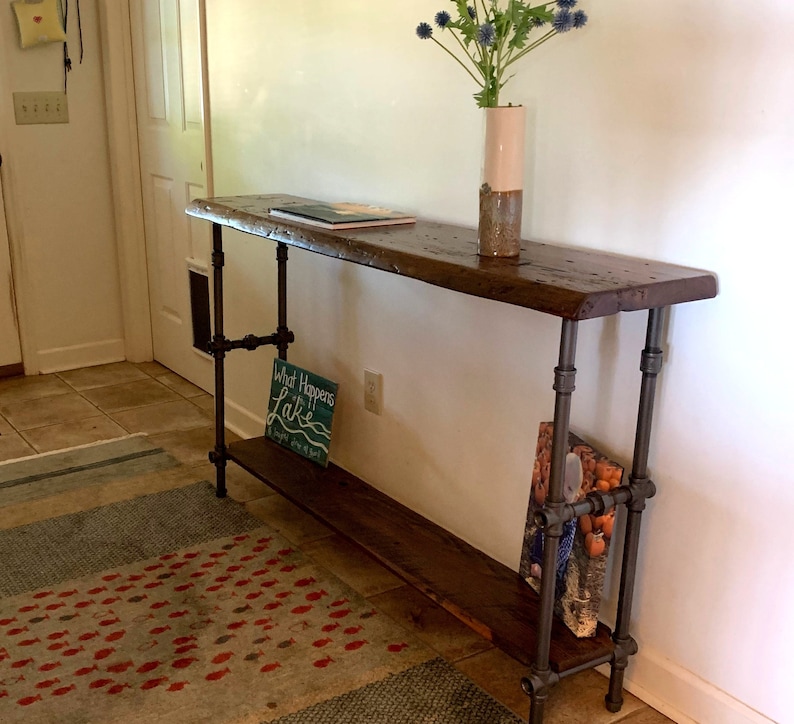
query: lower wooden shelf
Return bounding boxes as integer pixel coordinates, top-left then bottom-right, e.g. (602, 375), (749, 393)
(227, 436), (614, 674)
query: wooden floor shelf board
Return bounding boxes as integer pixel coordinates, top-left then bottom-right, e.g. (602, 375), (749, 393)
(228, 435), (615, 674)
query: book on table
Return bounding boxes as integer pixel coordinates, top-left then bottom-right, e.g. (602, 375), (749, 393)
(268, 201), (416, 230)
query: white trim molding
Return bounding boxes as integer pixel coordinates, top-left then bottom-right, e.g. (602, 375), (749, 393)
(97, 0), (153, 363)
(223, 398), (265, 441)
(599, 648), (777, 724)
(37, 338), (126, 375)
(0, 41), (38, 374)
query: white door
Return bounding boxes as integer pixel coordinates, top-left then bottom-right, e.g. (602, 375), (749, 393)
(130, 0), (212, 390)
(0, 156), (23, 372)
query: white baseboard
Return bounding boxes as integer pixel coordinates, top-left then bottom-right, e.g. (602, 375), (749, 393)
(37, 338), (126, 374)
(223, 397), (265, 440)
(597, 647), (777, 724)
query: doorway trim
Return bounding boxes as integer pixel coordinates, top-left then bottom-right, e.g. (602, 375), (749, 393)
(97, 0), (153, 363)
(0, 35), (36, 374)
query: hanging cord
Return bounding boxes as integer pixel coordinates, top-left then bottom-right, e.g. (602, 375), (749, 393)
(62, 0), (71, 92)
(60, 0), (82, 93)
(77, 0), (83, 63)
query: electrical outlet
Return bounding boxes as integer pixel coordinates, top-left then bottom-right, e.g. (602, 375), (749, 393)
(364, 369), (383, 415)
(13, 91), (69, 125)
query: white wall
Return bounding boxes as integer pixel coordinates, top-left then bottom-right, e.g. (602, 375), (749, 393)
(206, 2), (793, 722)
(0, 0), (124, 372)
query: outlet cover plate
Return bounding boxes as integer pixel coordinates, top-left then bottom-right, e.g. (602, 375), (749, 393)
(364, 369), (383, 415)
(13, 91), (69, 125)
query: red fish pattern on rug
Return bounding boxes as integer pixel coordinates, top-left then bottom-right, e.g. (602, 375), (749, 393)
(0, 528), (432, 723)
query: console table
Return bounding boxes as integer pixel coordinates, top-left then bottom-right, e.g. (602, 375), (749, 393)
(186, 194), (717, 723)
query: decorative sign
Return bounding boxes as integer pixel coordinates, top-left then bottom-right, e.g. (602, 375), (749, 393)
(265, 359), (338, 467)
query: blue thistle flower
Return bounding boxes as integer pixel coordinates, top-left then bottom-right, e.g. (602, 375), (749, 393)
(467, 5), (476, 19)
(572, 9), (588, 28)
(477, 23), (496, 46)
(434, 10), (451, 28)
(552, 10), (574, 33)
(416, 22), (433, 39)
(556, 0), (577, 8)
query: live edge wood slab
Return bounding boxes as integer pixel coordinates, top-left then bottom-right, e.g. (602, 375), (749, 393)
(228, 435), (612, 673)
(186, 193), (718, 319)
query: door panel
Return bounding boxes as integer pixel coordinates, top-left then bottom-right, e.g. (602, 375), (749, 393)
(131, 0), (211, 389)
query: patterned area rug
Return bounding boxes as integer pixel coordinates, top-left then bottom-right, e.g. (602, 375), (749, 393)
(0, 449), (521, 724)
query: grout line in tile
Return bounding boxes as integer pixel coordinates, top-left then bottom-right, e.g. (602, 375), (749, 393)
(102, 409), (132, 434)
(73, 377), (209, 416)
(81, 395), (104, 416)
(81, 397), (179, 415)
(54, 371), (80, 392)
(450, 645), (498, 665)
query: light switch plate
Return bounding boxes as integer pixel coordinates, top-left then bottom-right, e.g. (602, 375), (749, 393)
(13, 91), (69, 125)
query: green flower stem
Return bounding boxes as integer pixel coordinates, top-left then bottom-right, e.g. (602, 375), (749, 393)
(494, 32), (509, 103)
(475, 0), (487, 24)
(447, 29), (486, 80)
(431, 36), (482, 84)
(470, 4), (490, 70)
(504, 29), (557, 68)
(479, 37), (493, 106)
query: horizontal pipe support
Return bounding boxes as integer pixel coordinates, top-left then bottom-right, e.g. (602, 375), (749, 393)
(557, 653), (614, 680)
(534, 479), (656, 530)
(208, 329), (295, 356)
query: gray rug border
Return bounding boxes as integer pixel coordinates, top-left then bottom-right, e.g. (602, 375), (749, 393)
(0, 480), (263, 597)
(267, 656), (523, 724)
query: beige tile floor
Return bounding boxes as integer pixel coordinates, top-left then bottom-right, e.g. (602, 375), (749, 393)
(0, 362), (673, 723)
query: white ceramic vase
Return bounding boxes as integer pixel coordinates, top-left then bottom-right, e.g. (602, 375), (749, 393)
(478, 105), (526, 257)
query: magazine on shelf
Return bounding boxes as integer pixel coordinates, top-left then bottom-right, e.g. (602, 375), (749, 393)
(268, 201), (416, 230)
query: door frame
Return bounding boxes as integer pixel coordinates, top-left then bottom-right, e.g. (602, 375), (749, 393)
(0, 33), (35, 374)
(0, 161), (24, 377)
(97, 0), (153, 363)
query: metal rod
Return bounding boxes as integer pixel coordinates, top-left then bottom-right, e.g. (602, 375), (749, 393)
(210, 223), (227, 498)
(606, 307), (666, 712)
(529, 318), (578, 724)
(533, 480), (656, 530)
(209, 329), (295, 354)
(558, 653), (614, 680)
(277, 243), (289, 360)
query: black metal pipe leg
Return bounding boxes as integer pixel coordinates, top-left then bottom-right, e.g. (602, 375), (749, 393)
(528, 319), (578, 724)
(523, 669), (559, 724)
(276, 242), (289, 361)
(210, 223), (228, 498)
(606, 307), (666, 712)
